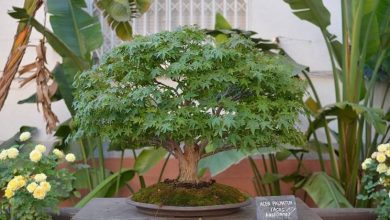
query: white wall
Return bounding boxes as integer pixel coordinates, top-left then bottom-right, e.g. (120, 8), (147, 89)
(0, 0), (340, 144)
(248, 0), (341, 72)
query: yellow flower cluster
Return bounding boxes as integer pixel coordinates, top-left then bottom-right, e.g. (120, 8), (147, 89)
(4, 173), (51, 200)
(0, 147), (19, 160)
(4, 176), (26, 199)
(1, 143), (75, 202)
(363, 144), (390, 187)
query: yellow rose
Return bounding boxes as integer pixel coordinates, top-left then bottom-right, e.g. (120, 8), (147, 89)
(378, 144), (388, 152)
(26, 182), (38, 193)
(53, 149), (64, 159)
(7, 180), (19, 191)
(14, 176), (26, 187)
(4, 188), (14, 199)
(17, 179), (26, 188)
(371, 152), (378, 159)
(376, 152), (387, 163)
(386, 150), (390, 157)
(6, 176), (25, 191)
(7, 147), (19, 159)
(19, 131), (31, 142)
(14, 175), (23, 180)
(34, 144), (46, 153)
(0, 150), (7, 160)
(40, 181), (51, 192)
(377, 163), (388, 173)
(361, 158), (373, 170)
(34, 173), (47, 182)
(65, 153), (76, 162)
(30, 150), (42, 163)
(32, 186), (46, 200)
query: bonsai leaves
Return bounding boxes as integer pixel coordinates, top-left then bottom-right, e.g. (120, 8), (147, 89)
(73, 27), (305, 157)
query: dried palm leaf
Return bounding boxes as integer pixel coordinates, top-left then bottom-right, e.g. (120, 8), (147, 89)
(0, 0), (43, 110)
(19, 40), (59, 133)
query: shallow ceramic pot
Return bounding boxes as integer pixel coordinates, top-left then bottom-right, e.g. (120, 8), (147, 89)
(127, 197), (252, 217)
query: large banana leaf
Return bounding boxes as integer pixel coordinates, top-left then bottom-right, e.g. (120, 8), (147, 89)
(47, 0), (103, 59)
(283, 0), (330, 29)
(52, 63), (76, 114)
(312, 102), (386, 134)
(17, 90), (62, 104)
(377, 0), (390, 50)
(215, 12), (232, 30)
(97, 0), (153, 40)
(198, 147), (282, 176)
(75, 169), (135, 208)
(134, 148), (167, 175)
(283, 0), (342, 66)
(300, 172), (352, 208)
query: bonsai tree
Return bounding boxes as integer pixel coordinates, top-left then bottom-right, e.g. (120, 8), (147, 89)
(73, 27), (305, 184)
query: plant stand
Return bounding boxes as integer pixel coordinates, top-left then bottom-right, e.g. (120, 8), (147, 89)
(72, 198), (322, 219)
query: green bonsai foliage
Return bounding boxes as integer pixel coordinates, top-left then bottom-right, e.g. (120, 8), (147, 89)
(73, 27), (305, 183)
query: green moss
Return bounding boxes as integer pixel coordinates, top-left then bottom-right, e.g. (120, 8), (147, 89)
(132, 182), (249, 206)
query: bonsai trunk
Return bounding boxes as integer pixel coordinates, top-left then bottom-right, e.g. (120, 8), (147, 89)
(177, 144), (201, 183)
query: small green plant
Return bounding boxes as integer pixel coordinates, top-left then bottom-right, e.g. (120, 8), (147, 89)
(359, 143), (390, 219)
(0, 132), (75, 220)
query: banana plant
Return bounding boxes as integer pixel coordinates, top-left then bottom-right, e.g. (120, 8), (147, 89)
(96, 0), (153, 40)
(284, 0), (390, 206)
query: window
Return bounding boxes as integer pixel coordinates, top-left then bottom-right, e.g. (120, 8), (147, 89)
(87, 0), (249, 57)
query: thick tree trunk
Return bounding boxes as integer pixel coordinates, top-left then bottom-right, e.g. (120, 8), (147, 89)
(177, 144), (201, 183)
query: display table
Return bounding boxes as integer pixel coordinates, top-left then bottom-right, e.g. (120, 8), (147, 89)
(73, 198), (322, 220)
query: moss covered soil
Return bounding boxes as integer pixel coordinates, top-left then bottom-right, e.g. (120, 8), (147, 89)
(131, 180), (249, 206)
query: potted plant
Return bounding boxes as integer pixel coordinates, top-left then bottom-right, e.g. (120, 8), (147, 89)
(73, 27), (305, 216)
(0, 131), (75, 220)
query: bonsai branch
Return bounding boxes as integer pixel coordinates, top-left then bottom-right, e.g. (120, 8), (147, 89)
(195, 139), (209, 154)
(148, 137), (180, 157)
(154, 79), (179, 96)
(163, 138), (183, 158)
(215, 106), (223, 116)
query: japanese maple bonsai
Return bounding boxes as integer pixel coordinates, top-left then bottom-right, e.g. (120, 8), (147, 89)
(73, 27), (305, 206)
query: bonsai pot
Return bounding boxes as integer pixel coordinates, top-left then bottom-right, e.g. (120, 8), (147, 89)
(128, 197), (251, 217)
(128, 179), (251, 217)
